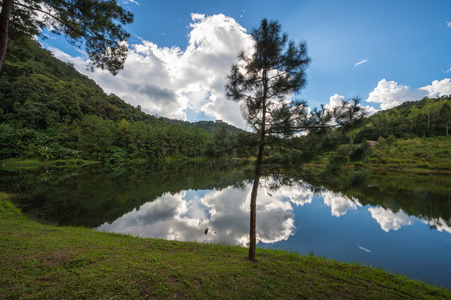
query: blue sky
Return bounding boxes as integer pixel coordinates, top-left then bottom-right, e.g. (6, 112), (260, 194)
(43, 0), (451, 128)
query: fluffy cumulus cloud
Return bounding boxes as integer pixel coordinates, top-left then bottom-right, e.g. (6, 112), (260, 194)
(325, 94), (378, 116)
(321, 191), (360, 217)
(368, 207), (415, 232)
(366, 78), (451, 111)
(50, 14), (253, 128)
(421, 217), (451, 235)
(98, 183), (296, 246)
(269, 184), (314, 207)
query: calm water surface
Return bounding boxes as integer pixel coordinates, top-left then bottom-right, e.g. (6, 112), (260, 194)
(1, 163), (450, 288)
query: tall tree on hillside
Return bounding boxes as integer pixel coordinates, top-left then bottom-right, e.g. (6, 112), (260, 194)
(422, 99), (441, 130)
(226, 18), (364, 261)
(438, 101), (451, 136)
(0, 0), (133, 74)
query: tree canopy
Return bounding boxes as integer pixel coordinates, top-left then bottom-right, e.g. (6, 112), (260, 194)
(0, 0), (133, 74)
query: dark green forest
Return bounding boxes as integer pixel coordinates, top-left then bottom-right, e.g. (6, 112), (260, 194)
(0, 35), (450, 165)
(0, 37), (241, 163)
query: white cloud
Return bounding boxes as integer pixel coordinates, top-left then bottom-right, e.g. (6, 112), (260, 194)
(366, 78), (451, 111)
(358, 245), (371, 253)
(368, 207), (415, 232)
(326, 94), (378, 116)
(354, 59), (368, 67)
(98, 183), (296, 246)
(321, 191), (359, 217)
(49, 14), (254, 128)
(366, 79), (425, 110)
(447, 20), (451, 28)
(325, 94), (345, 111)
(420, 217), (451, 235)
(268, 183), (314, 206)
(419, 78), (451, 98)
(123, 0), (139, 5)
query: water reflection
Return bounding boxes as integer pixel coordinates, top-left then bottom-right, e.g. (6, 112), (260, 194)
(369, 207), (415, 232)
(321, 191), (361, 217)
(1, 164), (450, 287)
(97, 177), (451, 246)
(369, 206), (451, 234)
(98, 184), (296, 246)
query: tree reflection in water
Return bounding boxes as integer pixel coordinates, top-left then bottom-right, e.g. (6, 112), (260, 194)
(1, 163), (450, 287)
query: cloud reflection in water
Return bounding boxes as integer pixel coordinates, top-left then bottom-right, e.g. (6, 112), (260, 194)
(98, 181), (451, 246)
(98, 184), (299, 246)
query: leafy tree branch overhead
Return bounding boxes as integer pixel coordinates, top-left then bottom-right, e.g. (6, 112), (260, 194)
(0, 0), (133, 74)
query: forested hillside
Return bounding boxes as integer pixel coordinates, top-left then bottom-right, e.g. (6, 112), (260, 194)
(0, 36), (239, 163)
(1, 36), (449, 166)
(323, 97), (451, 172)
(353, 97), (450, 142)
(160, 117), (243, 136)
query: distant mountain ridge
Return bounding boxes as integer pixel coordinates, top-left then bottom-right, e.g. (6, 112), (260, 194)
(159, 117), (243, 136)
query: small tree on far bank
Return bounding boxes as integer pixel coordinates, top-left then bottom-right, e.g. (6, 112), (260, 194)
(226, 18), (364, 261)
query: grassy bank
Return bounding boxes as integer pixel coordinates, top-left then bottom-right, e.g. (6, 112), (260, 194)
(308, 137), (451, 174)
(1, 194), (449, 299)
(365, 137), (451, 171)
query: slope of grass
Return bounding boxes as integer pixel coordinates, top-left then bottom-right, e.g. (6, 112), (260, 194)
(0, 193), (449, 299)
(366, 137), (451, 171)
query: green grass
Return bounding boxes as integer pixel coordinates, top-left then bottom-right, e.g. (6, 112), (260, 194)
(1, 194), (449, 299)
(312, 137), (451, 174)
(366, 137), (451, 173)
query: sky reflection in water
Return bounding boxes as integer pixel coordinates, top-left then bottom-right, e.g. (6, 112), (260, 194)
(97, 179), (451, 287)
(98, 181), (451, 243)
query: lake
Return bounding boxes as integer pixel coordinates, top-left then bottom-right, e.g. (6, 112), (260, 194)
(1, 162), (450, 288)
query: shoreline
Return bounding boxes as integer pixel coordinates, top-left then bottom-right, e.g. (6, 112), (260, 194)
(1, 193), (450, 298)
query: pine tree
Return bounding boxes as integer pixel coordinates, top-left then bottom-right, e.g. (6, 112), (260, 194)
(0, 0), (133, 74)
(226, 18), (363, 260)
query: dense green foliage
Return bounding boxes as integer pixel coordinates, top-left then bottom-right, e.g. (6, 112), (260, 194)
(316, 97), (451, 172)
(0, 37), (237, 162)
(161, 117), (243, 136)
(1, 193), (449, 299)
(0, 0), (133, 74)
(354, 97), (451, 141)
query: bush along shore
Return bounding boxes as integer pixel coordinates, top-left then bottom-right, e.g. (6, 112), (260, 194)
(1, 194), (450, 299)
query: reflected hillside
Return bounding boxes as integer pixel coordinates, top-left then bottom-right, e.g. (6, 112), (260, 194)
(1, 164), (450, 238)
(0, 162), (250, 227)
(308, 170), (451, 233)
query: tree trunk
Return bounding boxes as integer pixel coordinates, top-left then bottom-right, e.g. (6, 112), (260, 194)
(248, 144), (263, 261)
(0, 0), (13, 73)
(248, 60), (268, 261)
(248, 172), (260, 261)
